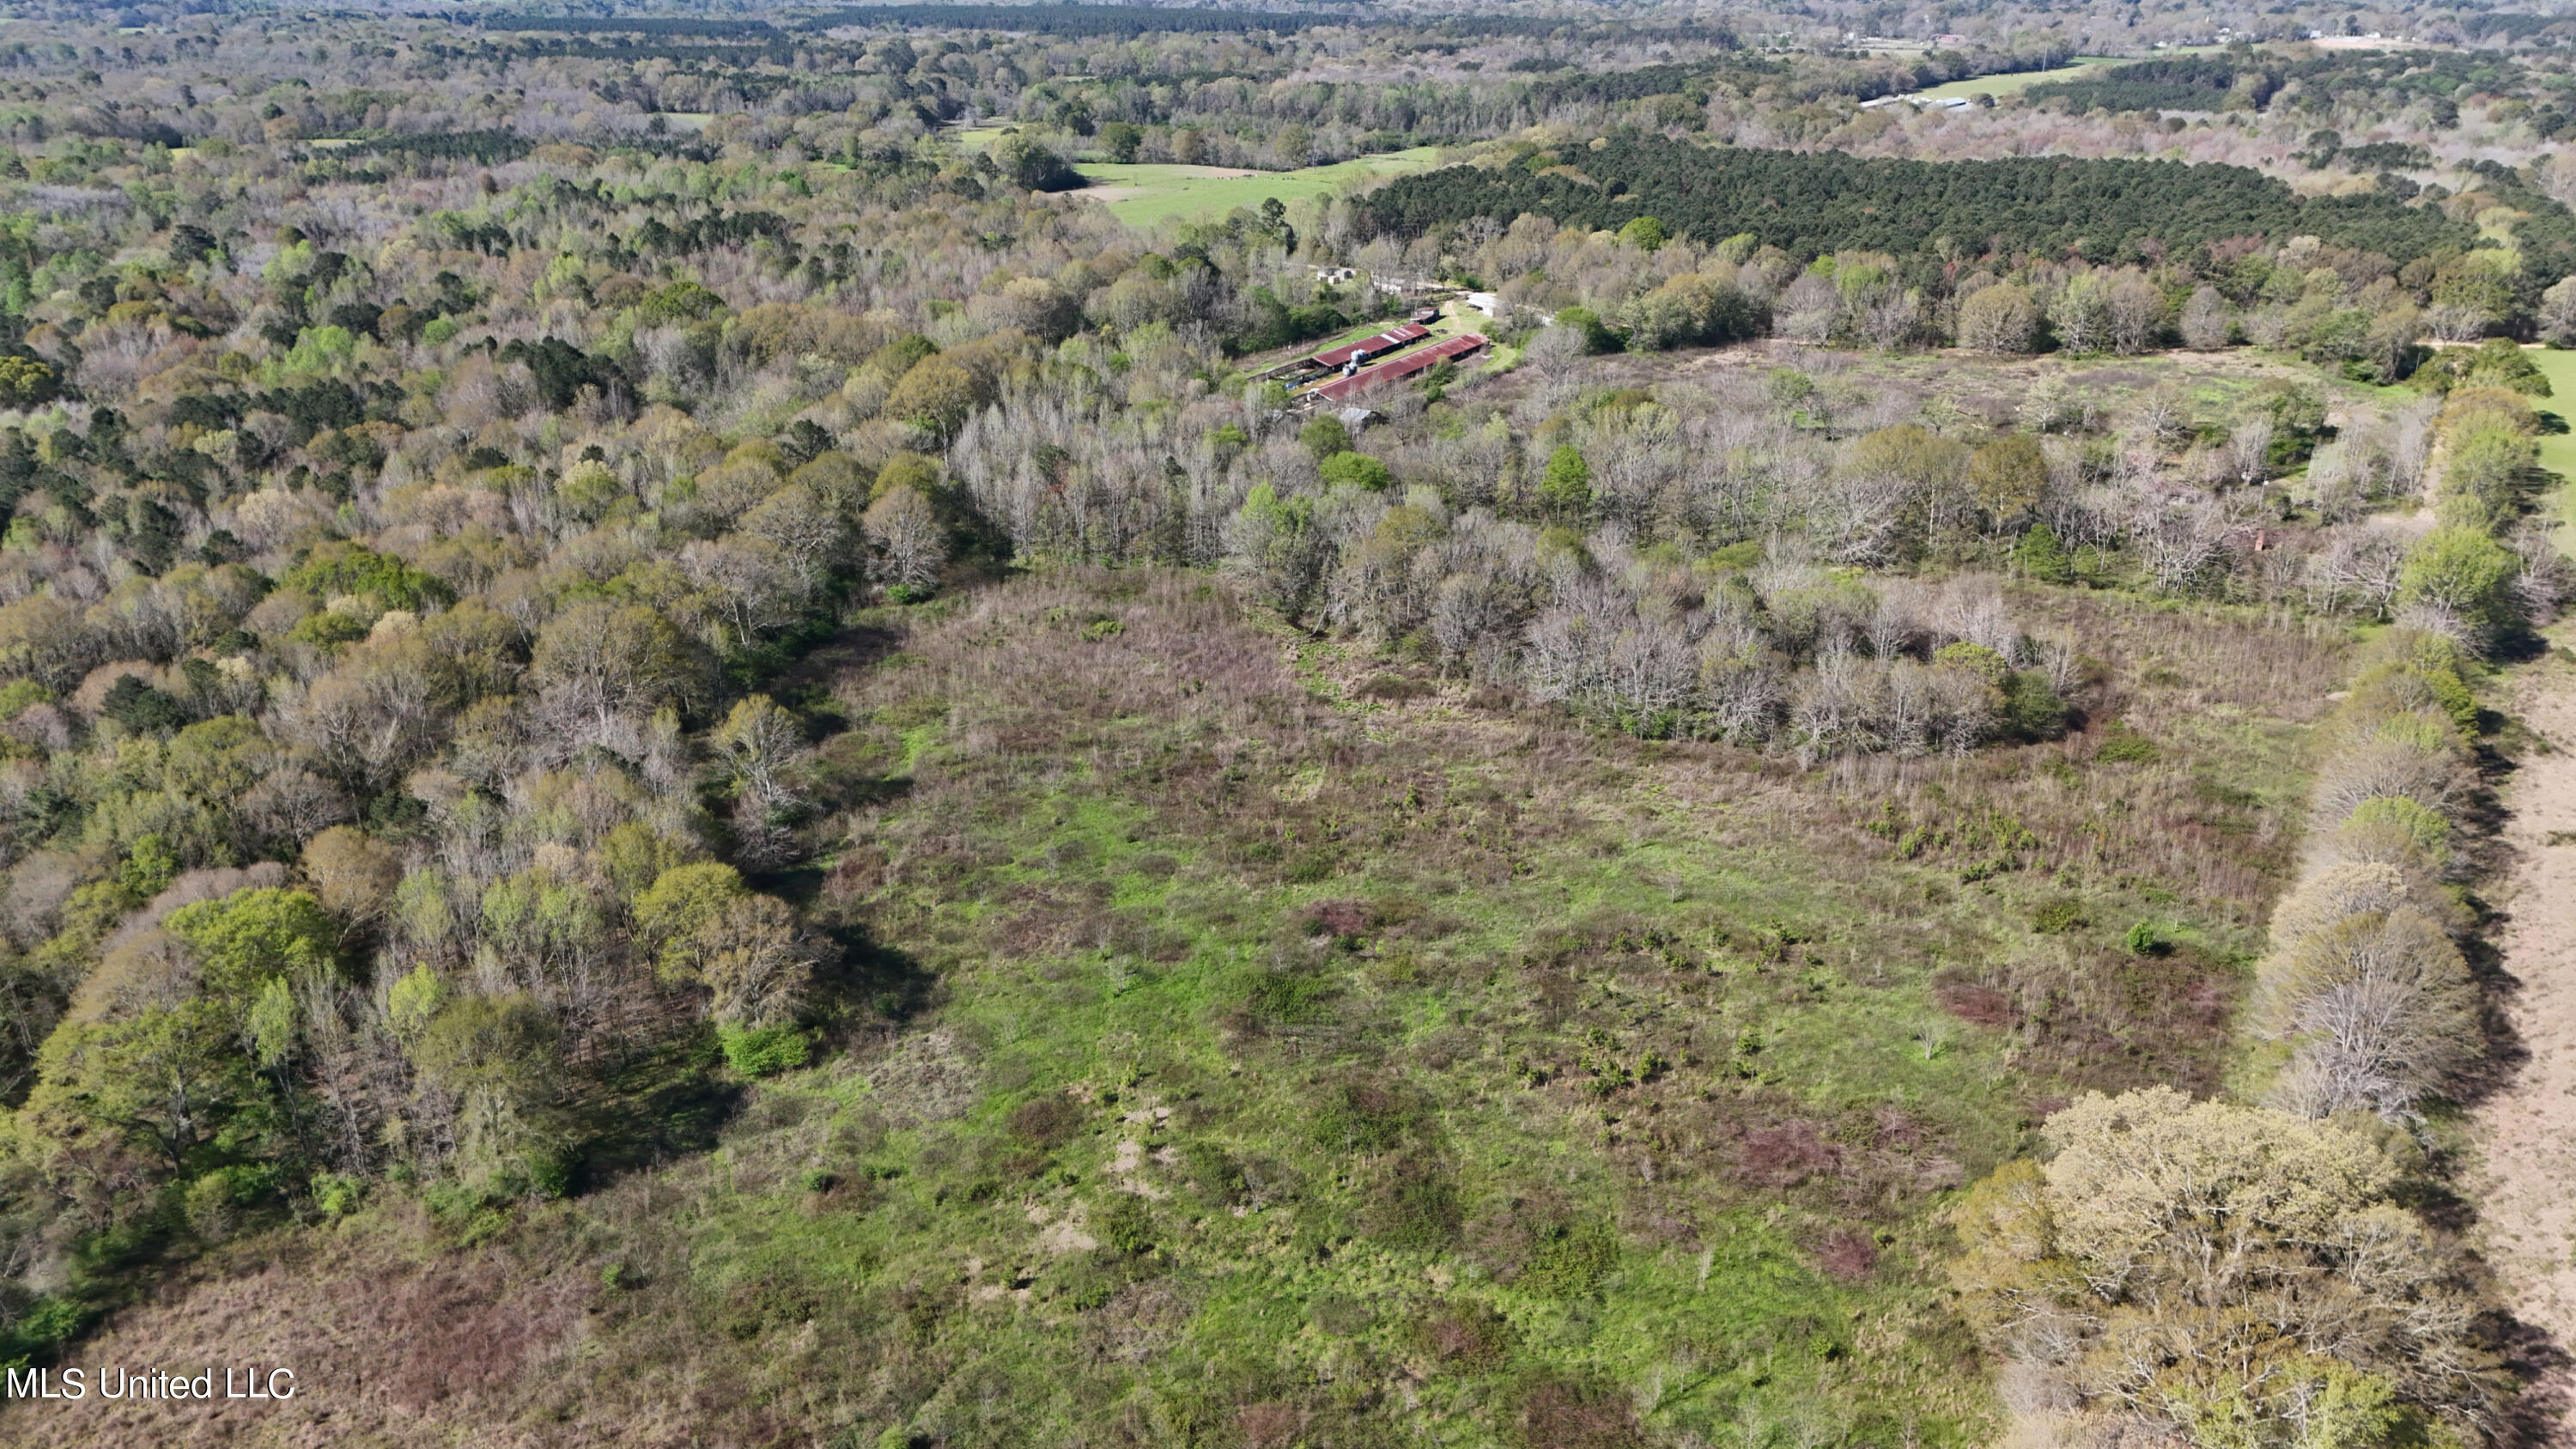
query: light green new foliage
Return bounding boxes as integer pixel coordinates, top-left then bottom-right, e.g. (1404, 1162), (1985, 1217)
(480, 864), (606, 965)
(2396, 525), (2518, 635)
(395, 868), (455, 951)
(2343, 796), (2450, 863)
(633, 861), (746, 979)
(387, 962), (447, 1041)
(165, 887), (340, 1000)
(247, 977), (297, 1068)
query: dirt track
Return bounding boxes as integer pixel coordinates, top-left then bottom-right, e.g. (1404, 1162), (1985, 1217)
(2473, 649), (2576, 1440)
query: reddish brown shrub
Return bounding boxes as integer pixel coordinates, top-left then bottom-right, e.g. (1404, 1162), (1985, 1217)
(1238, 1402), (1304, 1449)
(1515, 1376), (1645, 1449)
(1736, 1121), (1843, 1189)
(1816, 1227), (1880, 1281)
(1303, 898), (1373, 939)
(1935, 979), (2015, 1027)
(1009, 1094), (1084, 1150)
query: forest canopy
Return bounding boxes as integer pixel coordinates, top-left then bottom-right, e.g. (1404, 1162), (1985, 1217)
(1359, 137), (2483, 267)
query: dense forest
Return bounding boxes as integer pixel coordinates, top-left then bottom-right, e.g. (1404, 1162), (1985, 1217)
(1359, 139), (2482, 266)
(0, 2), (2565, 1446)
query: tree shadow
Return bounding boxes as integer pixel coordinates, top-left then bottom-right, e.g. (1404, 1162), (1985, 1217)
(2495, 1312), (2573, 1449)
(817, 922), (939, 1027)
(573, 1036), (745, 1185)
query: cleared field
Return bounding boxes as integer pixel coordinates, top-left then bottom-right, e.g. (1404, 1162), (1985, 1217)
(1909, 48), (2220, 102)
(1910, 56), (2123, 101)
(2526, 346), (2576, 551)
(1073, 147), (1444, 227)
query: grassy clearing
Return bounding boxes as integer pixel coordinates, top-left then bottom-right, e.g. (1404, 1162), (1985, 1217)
(1909, 48), (2225, 101)
(1075, 148), (1444, 228)
(33, 568), (2348, 1447)
(1910, 58), (2123, 102)
(2524, 346), (2576, 554)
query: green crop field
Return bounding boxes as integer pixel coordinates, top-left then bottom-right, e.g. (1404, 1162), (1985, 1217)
(1075, 148), (1446, 228)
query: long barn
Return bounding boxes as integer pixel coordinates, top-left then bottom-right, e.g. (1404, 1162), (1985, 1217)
(1308, 321), (1429, 370)
(1309, 333), (1489, 403)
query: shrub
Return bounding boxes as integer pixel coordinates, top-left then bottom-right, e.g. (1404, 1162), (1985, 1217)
(1365, 1158), (1462, 1251)
(2123, 920), (2166, 956)
(1182, 1142), (1249, 1205)
(1309, 1078), (1420, 1154)
(310, 1172), (364, 1219)
(184, 1168), (246, 1241)
(1009, 1095), (1084, 1150)
(1297, 415), (1351, 458)
(716, 1023), (811, 1077)
(1097, 1195), (1154, 1254)
(2001, 670), (2069, 740)
(2094, 726), (2158, 763)
(1318, 451), (1394, 491)
(2014, 522), (2074, 582)
(2031, 898), (2088, 935)
(1522, 1218), (1619, 1299)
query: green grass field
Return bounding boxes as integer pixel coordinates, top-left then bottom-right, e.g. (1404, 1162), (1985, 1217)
(2524, 346), (2576, 552)
(1909, 49), (2218, 102)
(1910, 57), (2123, 101)
(1073, 148), (1444, 228)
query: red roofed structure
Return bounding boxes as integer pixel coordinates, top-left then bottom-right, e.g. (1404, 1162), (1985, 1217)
(1308, 333), (1487, 403)
(1309, 321), (1430, 370)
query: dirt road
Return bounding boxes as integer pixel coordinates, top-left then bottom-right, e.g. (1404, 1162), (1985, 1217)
(2474, 649), (2576, 1434)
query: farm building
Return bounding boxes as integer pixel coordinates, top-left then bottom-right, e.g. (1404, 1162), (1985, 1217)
(1308, 333), (1488, 404)
(1309, 321), (1430, 371)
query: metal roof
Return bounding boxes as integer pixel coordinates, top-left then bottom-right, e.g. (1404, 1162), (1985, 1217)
(1308, 321), (1429, 369)
(1309, 333), (1487, 403)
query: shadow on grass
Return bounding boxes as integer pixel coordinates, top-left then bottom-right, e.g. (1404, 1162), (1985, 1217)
(575, 1036), (745, 1184)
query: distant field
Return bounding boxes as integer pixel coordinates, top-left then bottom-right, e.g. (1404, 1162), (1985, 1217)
(1911, 56), (2124, 101)
(1074, 147), (1444, 227)
(2527, 346), (2576, 552)
(1909, 48), (2220, 102)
